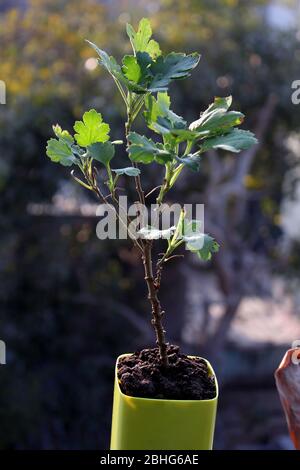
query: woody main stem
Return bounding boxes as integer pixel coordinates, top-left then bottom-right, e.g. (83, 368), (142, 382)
(125, 101), (169, 367)
(142, 241), (169, 367)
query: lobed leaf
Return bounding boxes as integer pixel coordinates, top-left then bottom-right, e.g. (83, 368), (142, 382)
(184, 232), (220, 260)
(127, 132), (173, 164)
(180, 218), (219, 260)
(87, 40), (149, 93)
(149, 52), (200, 92)
(144, 92), (186, 135)
(176, 154), (202, 172)
(122, 55), (141, 83)
(200, 128), (258, 153)
(126, 18), (161, 59)
(191, 110), (244, 134)
(52, 124), (74, 144)
(86, 41), (122, 78)
(190, 96), (233, 132)
(196, 235), (220, 261)
(74, 109), (110, 147)
(46, 138), (76, 167)
(189, 95), (244, 141)
(88, 141), (115, 166)
(88, 36), (199, 96)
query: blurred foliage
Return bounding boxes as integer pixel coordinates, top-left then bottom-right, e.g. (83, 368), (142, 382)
(0, 0), (299, 449)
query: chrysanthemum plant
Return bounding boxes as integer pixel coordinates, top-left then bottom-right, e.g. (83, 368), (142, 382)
(46, 19), (257, 366)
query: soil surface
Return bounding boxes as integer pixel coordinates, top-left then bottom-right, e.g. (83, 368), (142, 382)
(117, 345), (216, 400)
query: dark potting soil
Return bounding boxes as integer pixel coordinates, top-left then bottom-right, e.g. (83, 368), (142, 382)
(117, 345), (216, 400)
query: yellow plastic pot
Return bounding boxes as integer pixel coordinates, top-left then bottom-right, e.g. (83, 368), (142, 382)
(110, 354), (218, 450)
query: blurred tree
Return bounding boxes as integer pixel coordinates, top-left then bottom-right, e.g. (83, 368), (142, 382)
(0, 0), (299, 448)
(0, 0), (144, 449)
(143, 0), (300, 356)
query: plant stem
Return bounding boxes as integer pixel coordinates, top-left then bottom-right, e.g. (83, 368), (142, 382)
(125, 98), (145, 206)
(81, 167), (143, 252)
(142, 241), (169, 366)
(112, 77), (128, 106)
(156, 163), (172, 206)
(155, 208), (185, 291)
(125, 93), (169, 366)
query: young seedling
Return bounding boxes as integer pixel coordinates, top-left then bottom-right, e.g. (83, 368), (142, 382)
(46, 18), (257, 368)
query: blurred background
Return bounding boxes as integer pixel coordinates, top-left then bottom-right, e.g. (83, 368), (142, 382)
(0, 0), (300, 450)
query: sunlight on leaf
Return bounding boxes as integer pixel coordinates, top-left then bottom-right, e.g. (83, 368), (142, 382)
(126, 18), (161, 59)
(74, 109), (110, 147)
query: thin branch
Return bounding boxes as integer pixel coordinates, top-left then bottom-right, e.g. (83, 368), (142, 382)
(112, 76), (128, 105)
(145, 185), (162, 199)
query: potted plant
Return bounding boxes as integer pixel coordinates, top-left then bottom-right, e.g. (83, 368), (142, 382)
(45, 18), (257, 450)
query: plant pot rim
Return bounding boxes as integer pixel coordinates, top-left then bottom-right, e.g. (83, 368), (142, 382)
(115, 352), (219, 403)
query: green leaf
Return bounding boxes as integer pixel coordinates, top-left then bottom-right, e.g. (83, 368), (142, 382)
(52, 124), (74, 144)
(189, 96), (244, 137)
(180, 219), (219, 260)
(184, 232), (220, 261)
(127, 132), (156, 163)
(207, 96), (232, 113)
(191, 110), (244, 134)
(149, 52), (200, 92)
(46, 138), (76, 167)
(120, 53), (152, 93)
(74, 109), (110, 147)
(122, 55), (141, 83)
(176, 154), (202, 172)
(86, 41), (122, 78)
(197, 235), (220, 261)
(88, 141), (115, 166)
(88, 37), (199, 96)
(200, 129), (258, 153)
(144, 92), (170, 124)
(154, 144), (174, 164)
(127, 132), (173, 164)
(126, 18), (161, 59)
(112, 167), (141, 177)
(169, 128), (209, 142)
(182, 219), (203, 236)
(87, 41), (148, 94)
(190, 96), (233, 133)
(144, 92), (186, 135)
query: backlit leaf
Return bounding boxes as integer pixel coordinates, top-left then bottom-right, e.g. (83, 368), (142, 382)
(74, 109), (110, 147)
(52, 124), (74, 144)
(126, 18), (161, 59)
(122, 55), (141, 83)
